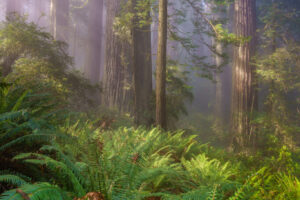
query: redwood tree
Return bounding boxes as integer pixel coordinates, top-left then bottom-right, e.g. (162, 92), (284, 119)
(231, 0), (257, 150)
(132, 0), (153, 125)
(102, 0), (133, 113)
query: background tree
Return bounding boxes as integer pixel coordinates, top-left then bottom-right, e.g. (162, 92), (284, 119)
(84, 0), (104, 84)
(50, 0), (70, 42)
(102, 0), (133, 113)
(131, 0), (153, 126)
(155, 0), (168, 129)
(210, 2), (233, 131)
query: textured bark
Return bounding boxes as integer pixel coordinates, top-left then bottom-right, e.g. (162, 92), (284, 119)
(231, 0), (257, 149)
(84, 0), (104, 84)
(102, 0), (133, 113)
(155, 0), (168, 129)
(132, 0), (153, 126)
(50, 0), (69, 42)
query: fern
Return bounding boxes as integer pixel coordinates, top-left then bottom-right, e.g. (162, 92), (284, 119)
(0, 134), (54, 153)
(182, 154), (235, 186)
(0, 110), (28, 123)
(0, 183), (72, 200)
(11, 90), (29, 112)
(39, 144), (86, 188)
(13, 153), (86, 197)
(0, 174), (28, 187)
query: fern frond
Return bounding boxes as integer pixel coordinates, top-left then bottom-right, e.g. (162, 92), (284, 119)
(0, 174), (28, 187)
(0, 182), (72, 200)
(0, 110), (28, 122)
(0, 134), (54, 153)
(13, 153), (85, 196)
(11, 90), (29, 112)
(39, 145), (86, 187)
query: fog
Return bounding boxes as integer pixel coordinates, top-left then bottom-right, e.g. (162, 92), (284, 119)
(0, 0), (221, 115)
(0, 0), (298, 143)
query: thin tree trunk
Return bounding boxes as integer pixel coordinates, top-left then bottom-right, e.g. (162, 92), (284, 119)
(214, 4), (233, 129)
(102, 0), (133, 113)
(84, 0), (104, 84)
(214, 40), (225, 127)
(155, 0), (168, 129)
(231, 0), (257, 151)
(50, 0), (69, 42)
(132, 0), (153, 126)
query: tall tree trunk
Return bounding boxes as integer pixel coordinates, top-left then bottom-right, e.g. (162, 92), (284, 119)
(155, 0), (168, 129)
(231, 0), (257, 150)
(50, 0), (69, 42)
(84, 0), (104, 84)
(132, 0), (153, 126)
(102, 0), (133, 113)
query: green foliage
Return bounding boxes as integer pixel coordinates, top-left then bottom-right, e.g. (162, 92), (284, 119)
(0, 175), (28, 187)
(1, 84), (300, 199)
(255, 41), (300, 150)
(253, 0), (300, 151)
(59, 123), (240, 199)
(0, 16), (99, 111)
(165, 60), (194, 128)
(182, 154), (235, 186)
(0, 182), (72, 200)
(0, 80), (86, 198)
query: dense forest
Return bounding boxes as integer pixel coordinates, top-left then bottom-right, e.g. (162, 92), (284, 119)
(0, 0), (299, 199)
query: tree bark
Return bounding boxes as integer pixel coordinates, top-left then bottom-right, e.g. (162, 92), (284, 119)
(132, 0), (153, 126)
(231, 0), (257, 150)
(50, 0), (69, 42)
(84, 0), (104, 84)
(155, 0), (168, 129)
(102, 0), (133, 113)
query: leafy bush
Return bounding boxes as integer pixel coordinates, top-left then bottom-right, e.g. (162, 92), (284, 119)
(0, 16), (100, 111)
